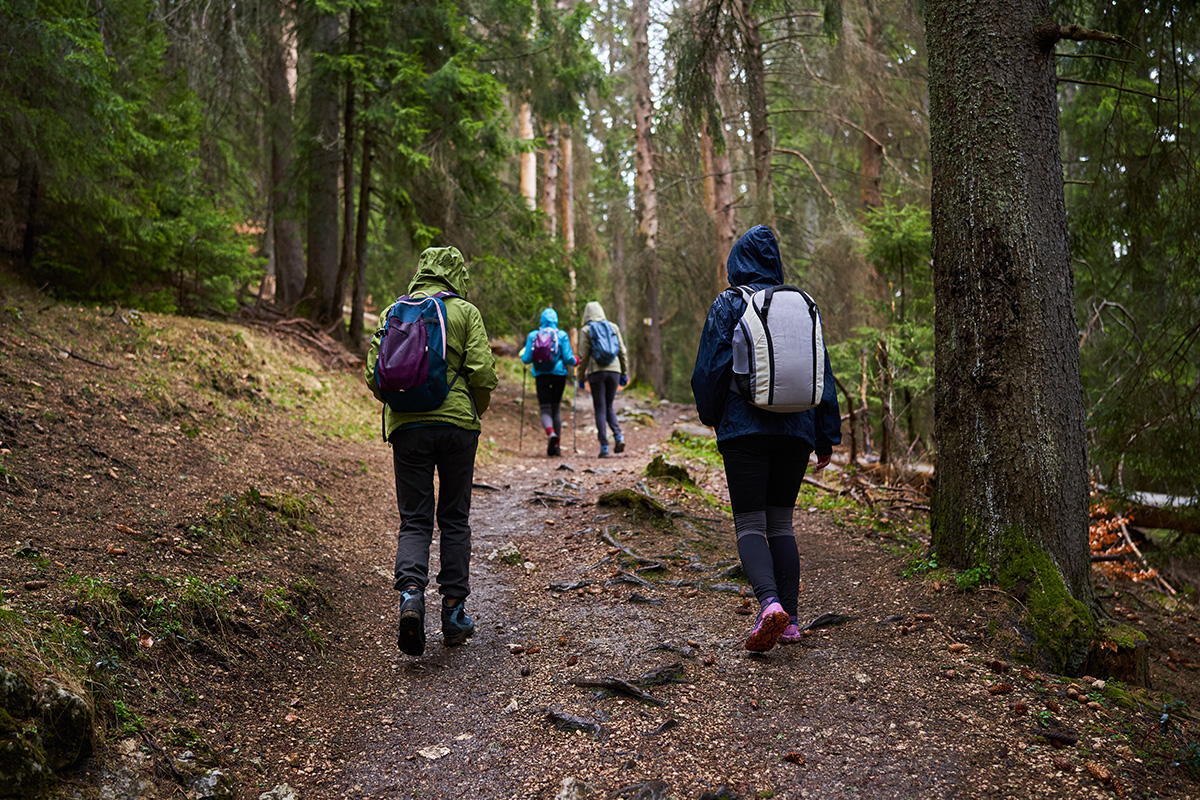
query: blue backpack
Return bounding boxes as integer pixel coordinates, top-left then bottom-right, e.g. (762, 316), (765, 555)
(588, 320), (620, 367)
(531, 327), (559, 363)
(374, 291), (461, 412)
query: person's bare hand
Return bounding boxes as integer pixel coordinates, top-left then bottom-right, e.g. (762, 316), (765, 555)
(812, 453), (831, 471)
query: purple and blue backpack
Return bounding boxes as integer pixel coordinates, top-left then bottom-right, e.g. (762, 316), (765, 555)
(375, 291), (460, 412)
(531, 327), (559, 363)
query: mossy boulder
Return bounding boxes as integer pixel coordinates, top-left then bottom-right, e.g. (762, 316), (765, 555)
(646, 456), (693, 485)
(0, 708), (49, 799)
(36, 681), (94, 770)
(0, 667), (36, 719)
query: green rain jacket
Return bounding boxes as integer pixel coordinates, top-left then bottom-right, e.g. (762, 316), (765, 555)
(365, 246), (498, 440)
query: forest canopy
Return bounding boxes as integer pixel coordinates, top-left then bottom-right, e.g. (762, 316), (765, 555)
(0, 0), (1197, 502)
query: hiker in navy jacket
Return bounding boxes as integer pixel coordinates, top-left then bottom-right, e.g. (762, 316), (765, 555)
(691, 224), (841, 651)
(520, 308), (577, 456)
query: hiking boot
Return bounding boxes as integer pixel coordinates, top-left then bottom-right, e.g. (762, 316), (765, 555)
(442, 602), (475, 647)
(547, 432), (560, 457)
(598, 445), (610, 458)
(778, 622), (803, 645)
(745, 600), (788, 652)
(614, 435), (625, 454)
(396, 587), (426, 656)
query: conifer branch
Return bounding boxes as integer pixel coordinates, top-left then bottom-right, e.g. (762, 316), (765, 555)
(774, 147), (837, 207)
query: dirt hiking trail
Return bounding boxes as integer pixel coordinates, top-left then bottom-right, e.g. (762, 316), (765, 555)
(0, 302), (1196, 800)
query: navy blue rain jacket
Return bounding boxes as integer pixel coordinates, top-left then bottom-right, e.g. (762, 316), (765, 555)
(690, 225), (842, 452)
(521, 308), (577, 377)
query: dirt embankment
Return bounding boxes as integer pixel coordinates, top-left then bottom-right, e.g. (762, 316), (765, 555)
(0, 293), (1197, 800)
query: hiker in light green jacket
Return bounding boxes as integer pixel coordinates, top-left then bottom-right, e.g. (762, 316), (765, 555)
(365, 245), (498, 657)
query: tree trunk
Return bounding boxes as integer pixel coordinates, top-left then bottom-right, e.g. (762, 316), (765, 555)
(859, 0), (883, 211)
(561, 123), (577, 339)
(349, 95), (373, 348)
(542, 123), (560, 238)
(335, 9), (359, 339)
(519, 103), (537, 210)
(700, 51), (736, 296)
(632, 0), (663, 395)
(266, 0), (304, 309)
(927, 0), (1098, 674)
(738, 0), (774, 227)
(302, 10), (342, 327)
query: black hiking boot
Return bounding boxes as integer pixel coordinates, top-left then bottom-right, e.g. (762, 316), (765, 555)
(397, 587), (426, 656)
(547, 432), (560, 457)
(442, 601), (475, 647)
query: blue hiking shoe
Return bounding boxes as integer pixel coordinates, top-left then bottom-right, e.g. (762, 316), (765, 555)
(397, 587), (426, 656)
(614, 435), (626, 454)
(598, 444), (610, 458)
(442, 602), (475, 647)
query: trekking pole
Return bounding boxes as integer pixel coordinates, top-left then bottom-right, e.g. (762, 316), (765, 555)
(572, 367), (578, 454)
(519, 364), (527, 454)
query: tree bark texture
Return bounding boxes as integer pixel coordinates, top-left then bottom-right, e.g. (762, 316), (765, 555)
(266, 0), (304, 309)
(349, 95), (373, 348)
(701, 55), (736, 297)
(633, 0), (663, 395)
(335, 9), (359, 339)
(859, 1), (883, 211)
(927, 0), (1097, 671)
(737, 0), (774, 227)
(303, 11), (342, 327)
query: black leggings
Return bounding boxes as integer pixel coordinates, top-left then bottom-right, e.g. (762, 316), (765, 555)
(535, 374), (566, 434)
(717, 435), (812, 619)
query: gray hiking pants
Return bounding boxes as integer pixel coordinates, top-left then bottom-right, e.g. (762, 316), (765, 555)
(588, 371), (622, 446)
(390, 425), (478, 599)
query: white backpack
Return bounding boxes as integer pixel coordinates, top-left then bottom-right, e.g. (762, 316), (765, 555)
(730, 284), (824, 413)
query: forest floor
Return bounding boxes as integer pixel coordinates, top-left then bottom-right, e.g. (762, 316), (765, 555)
(1, 286), (1199, 800)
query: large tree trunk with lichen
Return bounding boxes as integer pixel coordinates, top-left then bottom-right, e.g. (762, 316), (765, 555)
(301, 10), (342, 327)
(927, 0), (1099, 674)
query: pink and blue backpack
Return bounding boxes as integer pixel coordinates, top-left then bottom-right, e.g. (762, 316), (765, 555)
(375, 291), (461, 412)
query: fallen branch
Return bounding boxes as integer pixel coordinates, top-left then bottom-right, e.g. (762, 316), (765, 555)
(802, 475), (841, 493)
(24, 329), (115, 369)
(570, 676), (667, 706)
(1120, 522), (1177, 596)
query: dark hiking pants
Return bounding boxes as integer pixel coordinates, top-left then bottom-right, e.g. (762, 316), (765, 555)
(717, 435), (812, 620)
(588, 371), (622, 446)
(390, 425), (479, 599)
(535, 374), (567, 435)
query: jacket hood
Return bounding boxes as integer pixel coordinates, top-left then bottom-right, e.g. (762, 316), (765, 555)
(539, 308), (559, 328)
(582, 301), (607, 326)
(407, 246), (469, 296)
(727, 225), (783, 287)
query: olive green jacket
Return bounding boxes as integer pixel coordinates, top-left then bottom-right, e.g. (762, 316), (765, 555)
(577, 300), (629, 376)
(365, 246), (498, 439)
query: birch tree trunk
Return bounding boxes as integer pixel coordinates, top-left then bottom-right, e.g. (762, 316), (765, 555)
(519, 103), (536, 210)
(542, 123), (560, 238)
(633, 0), (663, 395)
(928, 0), (1099, 673)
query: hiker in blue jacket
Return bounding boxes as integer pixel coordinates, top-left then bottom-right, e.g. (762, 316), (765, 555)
(691, 224), (841, 652)
(520, 308), (577, 457)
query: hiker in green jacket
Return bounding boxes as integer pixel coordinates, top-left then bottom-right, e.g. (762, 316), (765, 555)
(365, 246), (498, 656)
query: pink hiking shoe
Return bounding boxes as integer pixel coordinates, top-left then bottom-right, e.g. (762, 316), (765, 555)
(745, 601), (789, 652)
(778, 622), (803, 645)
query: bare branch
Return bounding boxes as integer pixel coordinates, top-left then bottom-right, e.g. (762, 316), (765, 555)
(774, 147), (837, 207)
(770, 106), (922, 188)
(1056, 52), (1137, 66)
(1053, 23), (1138, 49)
(1057, 77), (1174, 102)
